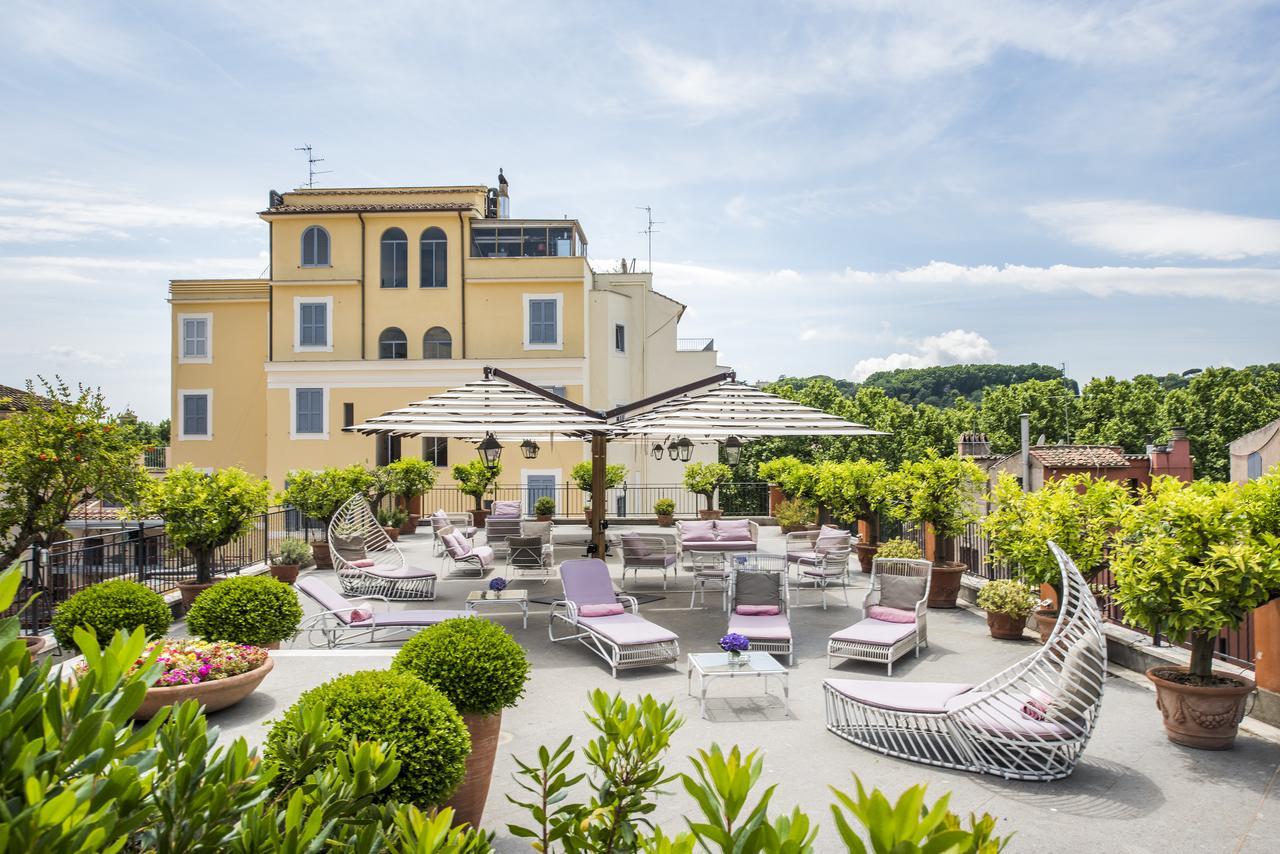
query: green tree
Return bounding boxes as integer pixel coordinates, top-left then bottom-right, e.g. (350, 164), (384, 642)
(812, 459), (889, 543)
(282, 465), (376, 529)
(0, 378), (147, 567)
(1073, 375), (1169, 453)
(452, 459), (501, 512)
(384, 458), (439, 508)
(570, 461), (628, 493)
(863, 362), (1071, 407)
(977, 379), (1078, 455)
(683, 462), (734, 512)
(133, 465), (272, 584)
(886, 452), (987, 562)
(1165, 366), (1280, 481)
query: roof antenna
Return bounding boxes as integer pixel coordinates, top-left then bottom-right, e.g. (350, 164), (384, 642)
(294, 144), (332, 189)
(636, 206), (663, 273)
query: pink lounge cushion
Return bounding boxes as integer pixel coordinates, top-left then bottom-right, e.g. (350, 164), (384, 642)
(297, 576), (355, 618)
(715, 519), (751, 540)
(830, 618), (917, 646)
(349, 608), (373, 622)
(728, 613), (792, 641)
(578, 612), (678, 645)
(472, 546), (495, 568)
(442, 531), (466, 555)
(433, 509), (448, 518)
(580, 603), (625, 617)
(351, 559), (376, 568)
(491, 500), (521, 518)
(866, 605), (916, 624)
(364, 565), (436, 580)
(680, 521), (717, 543)
(789, 550), (820, 564)
(735, 604), (780, 616)
(350, 609), (471, 628)
(945, 691), (1079, 739)
(825, 679), (975, 714)
(560, 559), (618, 606)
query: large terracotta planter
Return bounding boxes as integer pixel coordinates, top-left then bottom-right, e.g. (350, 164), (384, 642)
(856, 543), (878, 574)
(656, 514), (674, 528)
(21, 635), (47, 662)
(698, 509), (723, 521)
(177, 579), (219, 608)
(927, 562), (966, 608)
(134, 656), (275, 721)
(986, 611), (1027, 640)
(400, 517), (418, 535)
(471, 509), (489, 527)
(311, 540), (333, 570)
(270, 563), (300, 585)
(1146, 666), (1254, 750)
(1034, 611), (1058, 643)
(446, 711), (502, 829)
(382, 525), (400, 542)
(536, 514), (553, 523)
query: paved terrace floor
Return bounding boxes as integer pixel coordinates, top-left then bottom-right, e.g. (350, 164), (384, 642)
(203, 526), (1280, 854)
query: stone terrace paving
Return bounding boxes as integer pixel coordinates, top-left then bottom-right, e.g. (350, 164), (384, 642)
(205, 527), (1280, 854)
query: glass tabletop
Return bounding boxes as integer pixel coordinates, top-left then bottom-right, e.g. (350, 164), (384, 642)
(466, 589), (528, 602)
(688, 651), (786, 674)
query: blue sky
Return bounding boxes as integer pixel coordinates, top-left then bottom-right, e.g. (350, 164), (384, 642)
(2, 1), (1278, 420)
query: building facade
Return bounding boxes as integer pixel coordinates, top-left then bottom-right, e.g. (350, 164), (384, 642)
(1229, 417), (1280, 483)
(169, 175), (722, 498)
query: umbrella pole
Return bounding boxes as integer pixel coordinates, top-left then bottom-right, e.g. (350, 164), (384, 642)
(590, 432), (607, 558)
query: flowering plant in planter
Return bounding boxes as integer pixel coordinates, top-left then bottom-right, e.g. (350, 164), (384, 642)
(875, 537), (923, 560)
(487, 576), (508, 598)
(78, 639), (268, 687)
(719, 632), (750, 660)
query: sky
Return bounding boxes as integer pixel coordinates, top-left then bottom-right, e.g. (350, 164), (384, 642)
(1, 0), (1278, 420)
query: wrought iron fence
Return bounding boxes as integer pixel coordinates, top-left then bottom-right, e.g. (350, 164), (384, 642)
(418, 482), (771, 519)
(4, 507), (303, 633)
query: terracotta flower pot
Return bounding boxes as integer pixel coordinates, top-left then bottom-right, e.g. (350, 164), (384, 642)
(1035, 611), (1058, 643)
(471, 509), (489, 527)
(446, 711), (502, 829)
(270, 563), (300, 585)
(986, 611), (1027, 640)
(856, 543), (878, 574)
(177, 579), (219, 609)
(382, 525), (400, 542)
(311, 540), (333, 570)
(1146, 666), (1254, 750)
(134, 656), (275, 721)
(408, 513), (421, 531)
(927, 562), (966, 608)
(399, 518), (417, 535)
(698, 509), (723, 521)
(656, 514), (674, 528)
(21, 635), (47, 662)
(536, 514), (552, 522)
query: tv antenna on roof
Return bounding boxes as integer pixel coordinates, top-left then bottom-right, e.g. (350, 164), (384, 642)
(294, 144), (332, 188)
(636, 205), (663, 273)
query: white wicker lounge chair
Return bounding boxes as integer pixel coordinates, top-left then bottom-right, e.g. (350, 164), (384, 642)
(327, 494), (437, 601)
(728, 564), (793, 665)
(827, 557), (932, 673)
(549, 559), (680, 677)
(295, 576), (471, 648)
(438, 525), (496, 578)
(824, 543), (1107, 782)
(620, 533), (679, 590)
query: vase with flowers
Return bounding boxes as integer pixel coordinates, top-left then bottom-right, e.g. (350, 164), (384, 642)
(484, 576), (508, 600)
(719, 631), (750, 667)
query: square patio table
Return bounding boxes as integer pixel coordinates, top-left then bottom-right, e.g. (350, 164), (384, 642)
(465, 589), (529, 629)
(687, 650), (790, 719)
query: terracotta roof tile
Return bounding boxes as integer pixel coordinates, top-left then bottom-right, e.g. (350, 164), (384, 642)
(0, 384), (53, 412)
(1030, 445), (1130, 469)
(261, 202), (478, 215)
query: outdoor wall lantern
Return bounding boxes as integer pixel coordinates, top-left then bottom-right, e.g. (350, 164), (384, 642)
(666, 439), (681, 460)
(723, 435), (743, 465)
(520, 438), (540, 460)
(677, 437), (695, 462)
(477, 432), (503, 468)
(651, 442), (665, 460)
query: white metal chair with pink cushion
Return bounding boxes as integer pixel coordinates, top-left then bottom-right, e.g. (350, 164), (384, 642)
(327, 493), (437, 601)
(549, 559), (680, 677)
(429, 509), (476, 555)
(728, 565), (793, 664)
(827, 557), (931, 674)
(438, 525), (496, 578)
(295, 576), (472, 648)
(824, 543), (1107, 782)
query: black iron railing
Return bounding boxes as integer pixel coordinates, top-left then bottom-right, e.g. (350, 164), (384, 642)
(418, 482), (770, 519)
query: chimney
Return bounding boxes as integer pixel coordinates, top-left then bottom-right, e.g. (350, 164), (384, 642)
(1151, 426), (1194, 482)
(497, 168), (509, 218)
(957, 432), (992, 458)
(1020, 413), (1031, 492)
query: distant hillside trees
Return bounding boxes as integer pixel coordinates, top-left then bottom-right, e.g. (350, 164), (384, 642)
(862, 363), (1073, 407)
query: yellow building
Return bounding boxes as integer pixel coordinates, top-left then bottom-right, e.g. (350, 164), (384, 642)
(169, 173), (723, 499)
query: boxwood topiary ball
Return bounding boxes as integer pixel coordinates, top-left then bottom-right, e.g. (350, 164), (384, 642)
(185, 575), (303, 646)
(51, 579), (171, 651)
(265, 669), (470, 807)
(392, 617), (529, 716)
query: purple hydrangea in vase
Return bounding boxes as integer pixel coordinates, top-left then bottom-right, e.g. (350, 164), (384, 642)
(486, 576), (508, 599)
(719, 631), (750, 666)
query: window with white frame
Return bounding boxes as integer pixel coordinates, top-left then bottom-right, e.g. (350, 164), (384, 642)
(381, 227), (408, 288)
(301, 225), (330, 267)
(525, 295), (561, 349)
(179, 314), (211, 363)
(294, 297), (332, 351)
(180, 391), (211, 439)
(294, 388), (325, 436)
(420, 227), (447, 287)
(614, 323), (626, 353)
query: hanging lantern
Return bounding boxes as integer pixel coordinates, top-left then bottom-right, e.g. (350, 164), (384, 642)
(723, 435), (743, 465)
(651, 442), (665, 460)
(666, 439), (680, 460)
(677, 437), (694, 462)
(477, 432), (502, 468)
(520, 438), (540, 459)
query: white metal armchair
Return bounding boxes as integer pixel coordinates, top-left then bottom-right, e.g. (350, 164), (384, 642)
(620, 533), (679, 590)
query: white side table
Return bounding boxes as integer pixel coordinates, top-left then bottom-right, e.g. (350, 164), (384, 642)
(465, 589), (529, 629)
(687, 651), (789, 719)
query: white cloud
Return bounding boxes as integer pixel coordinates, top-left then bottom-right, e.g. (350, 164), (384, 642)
(45, 345), (115, 367)
(1027, 200), (1280, 260)
(850, 329), (998, 381)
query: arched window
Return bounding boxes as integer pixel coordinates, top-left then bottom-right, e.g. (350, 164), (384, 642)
(301, 226), (330, 267)
(423, 327), (452, 359)
(378, 327), (408, 359)
(380, 228), (408, 288)
(420, 227), (447, 288)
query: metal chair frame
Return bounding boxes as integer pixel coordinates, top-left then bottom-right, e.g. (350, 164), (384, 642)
(327, 494), (436, 601)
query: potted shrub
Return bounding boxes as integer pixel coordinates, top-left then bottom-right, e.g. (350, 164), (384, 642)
(984, 473), (1131, 642)
(1112, 478), (1280, 750)
(392, 617), (530, 828)
(873, 537), (923, 559)
(885, 453), (986, 608)
(376, 506), (407, 541)
(773, 498), (816, 533)
(814, 459), (889, 572)
(976, 579), (1037, 640)
(266, 669), (471, 808)
(280, 465), (376, 570)
(114, 639), (275, 720)
(269, 537), (311, 584)
(684, 462), (734, 520)
(185, 575), (303, 649)
(534, 495), (556, 521)
(452, 459), (501, 527)
(385, 458), (438, 533)
(51, 579), (171, 652)
(654, 497), (676, 527)
(131, 465), (273, 606)
(758, 456), (819, 504)
(571, 461), (627, 524)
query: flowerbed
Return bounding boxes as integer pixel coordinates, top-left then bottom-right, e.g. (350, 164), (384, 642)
(80, 639), (268, 687)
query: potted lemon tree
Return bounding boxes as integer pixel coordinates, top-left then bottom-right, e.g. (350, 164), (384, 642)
(814, 458), (889, 572)
(684, 462), (733, 520)
(976, 579), (1038, 640)
(385, 458), (438, 533)
(1112, 477), (1280, 749)
(451, 459), (501, 527)
(571, 461), (627, 523)
(281, 465), (375, 569)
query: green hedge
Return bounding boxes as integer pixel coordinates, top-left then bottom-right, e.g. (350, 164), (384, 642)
(185, 575), (303, 646)
(392, 617), (529, 716)
(51, 579), (171, 651)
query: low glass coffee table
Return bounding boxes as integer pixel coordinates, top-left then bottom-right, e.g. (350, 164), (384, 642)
(465, 589), (528, 629)
(686, 651), (790, 719)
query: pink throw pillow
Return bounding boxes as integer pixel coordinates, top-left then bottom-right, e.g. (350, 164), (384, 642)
(1021, 687), (1055, 722)
(716, 519), (750, 539)
(735, 604), (780, 616)
(815, 525), (849, 553)
(680, 521), (716, 543)
(866, 605), (915, 623)
(349, 609), (373, 622)
(351, 559), (376, 568)
(579, 603), (625, 617)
